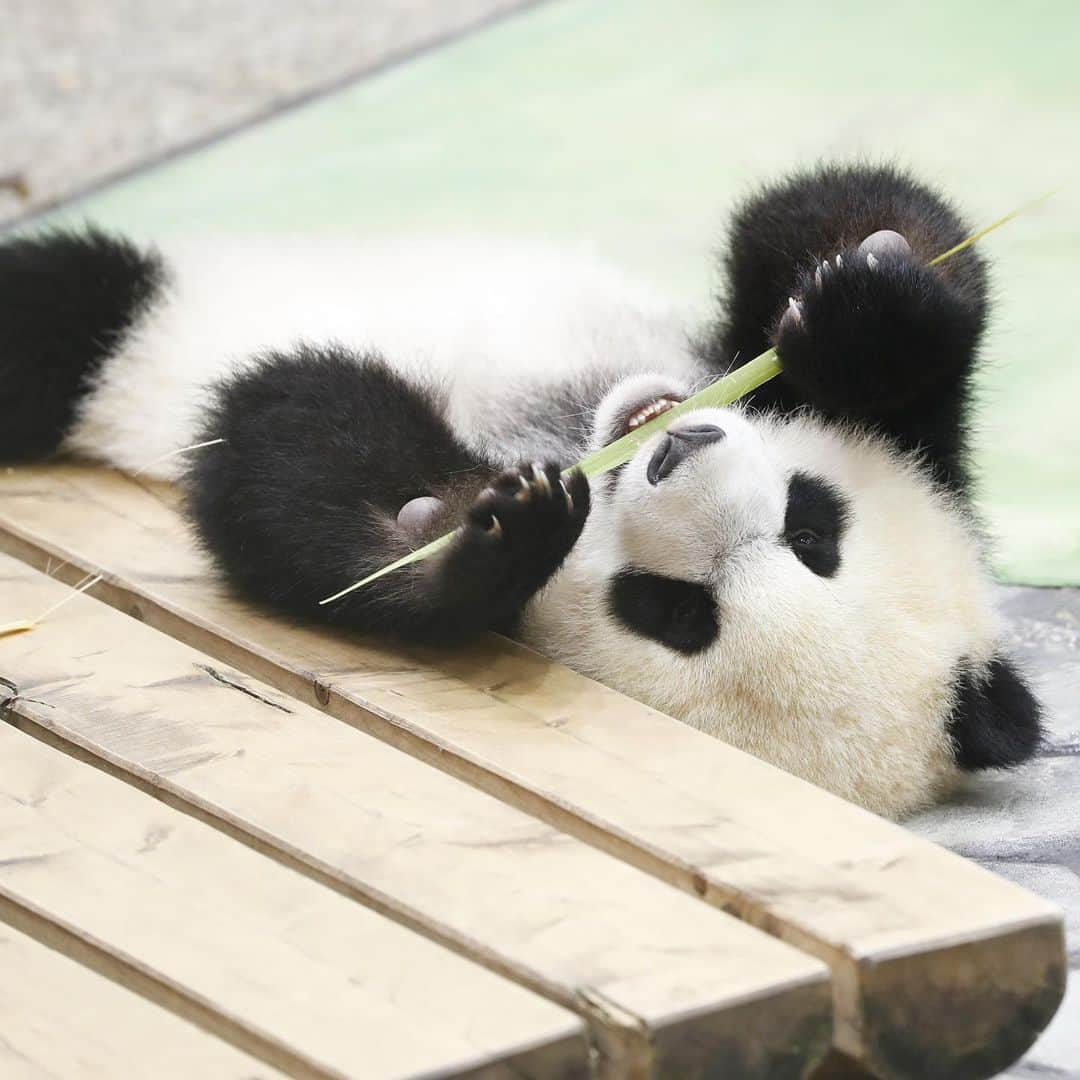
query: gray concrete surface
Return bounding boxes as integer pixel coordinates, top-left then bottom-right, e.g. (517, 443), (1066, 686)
(0, 0), (528, 225)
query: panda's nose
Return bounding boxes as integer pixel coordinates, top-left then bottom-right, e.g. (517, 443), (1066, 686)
(646, 424), (726, 485)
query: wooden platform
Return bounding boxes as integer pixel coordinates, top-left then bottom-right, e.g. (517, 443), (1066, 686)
(0, 462), (1067, 1079)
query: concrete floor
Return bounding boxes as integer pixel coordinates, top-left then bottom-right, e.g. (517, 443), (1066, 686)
(0, 0), (528, 225)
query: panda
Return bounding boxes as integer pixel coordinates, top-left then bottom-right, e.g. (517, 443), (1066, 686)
(0, 162), (1042, 819)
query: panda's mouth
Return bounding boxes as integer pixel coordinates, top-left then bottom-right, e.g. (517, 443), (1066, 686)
(619, 396), (681, 437)
(598, 393), (685, 487)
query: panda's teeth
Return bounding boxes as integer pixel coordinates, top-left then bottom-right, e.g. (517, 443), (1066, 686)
(625, 397), (678, 432)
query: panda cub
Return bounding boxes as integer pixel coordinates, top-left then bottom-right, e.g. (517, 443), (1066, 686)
(0, 163), (1042, 818)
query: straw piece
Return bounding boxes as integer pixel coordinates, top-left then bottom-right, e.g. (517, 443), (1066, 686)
(2, 438), (226, 639)
(131, 437), (225, 478)
(928, 187), (1061, 267)
(321, 532), (457, 603)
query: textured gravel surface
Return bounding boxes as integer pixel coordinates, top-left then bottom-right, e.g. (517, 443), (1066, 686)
(0, 0), (528, 225)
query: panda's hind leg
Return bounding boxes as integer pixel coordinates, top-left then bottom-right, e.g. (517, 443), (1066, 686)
(0, 228), (166, 462)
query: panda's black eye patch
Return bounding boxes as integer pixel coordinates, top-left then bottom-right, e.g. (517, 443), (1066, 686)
(607, 570), (718, 654)
(784, 472), (850, 578)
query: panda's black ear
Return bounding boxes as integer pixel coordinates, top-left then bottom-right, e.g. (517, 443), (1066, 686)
(948, 656), (1044, 770)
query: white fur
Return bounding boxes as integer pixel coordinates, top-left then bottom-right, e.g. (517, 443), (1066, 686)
(65, 237), (703, 477)
(66, 238), (1001, 818)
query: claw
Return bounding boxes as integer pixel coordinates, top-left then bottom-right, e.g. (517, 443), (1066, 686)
(488, 515), (503, 539)
(866, 252), (879, 272)
(787, 296), (803, 326)
(531, 463), (552, 496)
(835, 254), (844, 270)
(814, 264), (823, 290)
(514, 474), (532, 501)
(559, 477), (574, 513)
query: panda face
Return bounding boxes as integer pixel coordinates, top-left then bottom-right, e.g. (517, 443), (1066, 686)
(605, 404), (852, 655)
(521, 376), (1004, 818)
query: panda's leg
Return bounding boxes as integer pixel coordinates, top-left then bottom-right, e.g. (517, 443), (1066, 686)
(707, 164), (989, 489)
(0, 228), (166, 462)
(184, 346), (591, 644)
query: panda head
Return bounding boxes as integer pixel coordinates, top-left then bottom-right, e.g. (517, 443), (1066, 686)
(521, 373), (1043, 819)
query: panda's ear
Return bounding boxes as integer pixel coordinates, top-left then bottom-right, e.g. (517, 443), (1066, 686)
(948, 656), (1044, 770)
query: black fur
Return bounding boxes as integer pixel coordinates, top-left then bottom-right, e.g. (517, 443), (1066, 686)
(701, 163), (989, 493)
(608, 570), (719, 653)
(0, 227), (165, 460)
(948, 657), (1044, 770)
(784, 472), (851, 579)
(184, 346), (589, 643)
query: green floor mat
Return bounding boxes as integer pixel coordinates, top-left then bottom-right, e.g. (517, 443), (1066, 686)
(40, 0), (1080, 583)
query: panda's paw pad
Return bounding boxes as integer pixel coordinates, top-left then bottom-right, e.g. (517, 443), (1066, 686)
(466, 463), (590, 565)
(858, 229), (912, 262)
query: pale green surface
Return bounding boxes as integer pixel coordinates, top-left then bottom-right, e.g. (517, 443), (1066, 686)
(46, 0), (1080, 582)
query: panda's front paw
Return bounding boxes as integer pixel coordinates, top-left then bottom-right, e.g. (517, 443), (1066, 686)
(437, 463), (590, 620)
(774, 230), (980, 414)
(468, 461), (590, 564)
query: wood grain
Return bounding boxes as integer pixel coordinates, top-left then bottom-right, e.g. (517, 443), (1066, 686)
(0, 721), (588, 1080)
(0, 553), (831, 1079)
(0, 463), (1067, 1079)
(0, 921), (288, 1079)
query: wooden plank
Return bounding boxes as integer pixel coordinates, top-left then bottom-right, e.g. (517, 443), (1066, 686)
(0, 463), (1067, 1079)
(0, 921), (288, 1080)
(0, 722), (588, 1080)
(0, 554), (832, 1080)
